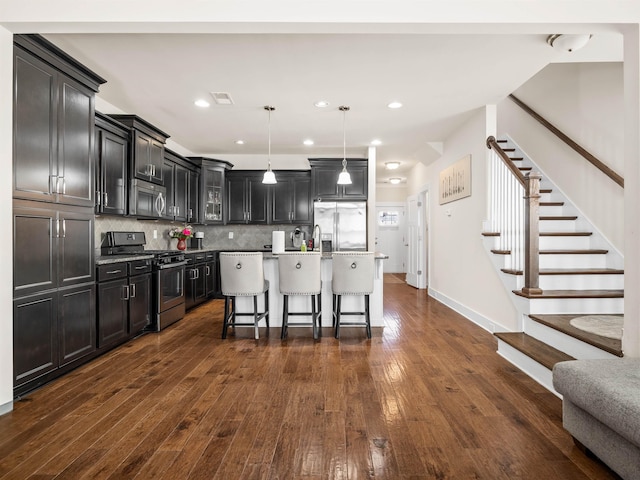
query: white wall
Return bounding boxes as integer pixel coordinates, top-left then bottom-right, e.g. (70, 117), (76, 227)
(407, 110), (519, 331)
(502, 62), (624, 252)
(376, 185), (408, 203)
(0, 27), (14, 414)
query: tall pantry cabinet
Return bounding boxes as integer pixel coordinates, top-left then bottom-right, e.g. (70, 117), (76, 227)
(12, 35), (106, 396)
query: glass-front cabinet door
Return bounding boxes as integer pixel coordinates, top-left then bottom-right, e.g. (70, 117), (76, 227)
(187, 157), (233, 225)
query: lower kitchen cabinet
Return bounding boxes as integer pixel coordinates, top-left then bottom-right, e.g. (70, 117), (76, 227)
(13, 283), (96, 393)
(97, 259), (152, 350)
(186, 251), (217, 309)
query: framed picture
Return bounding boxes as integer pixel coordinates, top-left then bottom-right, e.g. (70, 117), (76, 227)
(439, 154), (471, 205)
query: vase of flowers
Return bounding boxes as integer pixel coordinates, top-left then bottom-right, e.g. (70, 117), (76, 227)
(168, 226), (193, 251)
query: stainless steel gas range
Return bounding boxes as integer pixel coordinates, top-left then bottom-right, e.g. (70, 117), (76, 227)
(101, 231), (188, 331)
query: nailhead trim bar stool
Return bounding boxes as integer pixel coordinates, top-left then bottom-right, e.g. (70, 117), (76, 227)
(278, 252), (322, 340)
(220, 252), (270, 340)
(332, 252), (375, 339)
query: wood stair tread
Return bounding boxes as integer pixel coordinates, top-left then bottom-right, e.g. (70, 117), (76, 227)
(501, 267), (624, 276)
(509, 157), (524, 161)
(513, 289), (624, 299)
(540, 249), (608, 254)
(540, 188), (552, 193)
(528, 314), (623, 357)
(494, 332), (574, 370)
(539, 232), (592, 236)
(519, 167), (532, 171)
(540, 202), (564, 206)
(481, 232), (500, 237)
(540, 215), (578, 221)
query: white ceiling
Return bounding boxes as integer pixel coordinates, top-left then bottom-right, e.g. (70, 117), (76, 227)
(43, 32), (621, 184)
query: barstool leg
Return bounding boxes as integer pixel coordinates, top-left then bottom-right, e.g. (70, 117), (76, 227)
(317, 292), (322, 338)
(222, 295), (230, 339)
(311, 294), (318, 340)
(335, 295), (341, 339)
(281, 295), (288, 339)
(265, 289), (270, 329)
(365, 294), (371, 339)
(253, 295), (259, 340)
(332, 294), (336, 328)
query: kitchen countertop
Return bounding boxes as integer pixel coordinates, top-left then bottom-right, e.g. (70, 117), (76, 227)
(96, 249), (388, 265)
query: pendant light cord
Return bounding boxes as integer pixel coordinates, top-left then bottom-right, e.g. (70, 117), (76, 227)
(340, 105), (350, 169)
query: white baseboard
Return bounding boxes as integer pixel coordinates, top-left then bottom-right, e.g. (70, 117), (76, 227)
(428, 287), (506, 334)
(0, 400), (13, 416)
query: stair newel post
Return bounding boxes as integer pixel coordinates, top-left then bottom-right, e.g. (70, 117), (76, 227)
(523, 171), (543, 295)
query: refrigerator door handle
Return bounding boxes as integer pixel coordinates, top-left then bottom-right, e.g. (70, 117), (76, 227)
(334, 211), (339, 251)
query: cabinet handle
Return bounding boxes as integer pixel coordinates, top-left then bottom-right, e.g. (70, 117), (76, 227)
(96, 190), (101, 206)
(55, 219), (60, 238)
(206, 265), (211, 275)
(50, 175), (57, 195)
(134, 265), (147, 270)
(62, 219), (66, 238)
(106, 269), (123, 274)
(122, 285), (130, 300)
(61, 177), (66, 195)
(188, 208), (193, 221)
(103, 192), (108, 207)
(130, 283), (137, 298)
(152, 165), (156, 177)
(176, 206), (179, 217)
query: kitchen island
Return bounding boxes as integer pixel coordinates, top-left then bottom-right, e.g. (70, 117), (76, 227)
(233, 252), (388, 330)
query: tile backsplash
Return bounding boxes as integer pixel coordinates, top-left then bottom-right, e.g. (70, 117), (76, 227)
(95, 216), (312, 253)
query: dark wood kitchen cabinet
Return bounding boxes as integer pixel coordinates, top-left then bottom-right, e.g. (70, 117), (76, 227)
(163, 149), (199, 223)
(309, 158), (368, 201)
(13, 36), (105, 208)
(271, 171), (312, 224)
(185, 252), (208, 309)
(187, 157), (233, 225)
(14, 283), (96, 393)
(226, 171), (269, 224)
(107, 115), (169, 186)
(13, 201), (95, 299)
(96, 259), (152, 350)
(95, 112), (128, 215)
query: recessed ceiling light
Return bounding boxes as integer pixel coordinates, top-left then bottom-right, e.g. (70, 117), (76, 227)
(370, 139), (382, 146)
(314, 101), (330, 108)
(210, 92), (234, 105)
(194, 99), (210, 108)
(387, 101), (403, 109)
(303, 139), (314, 146)
(385, 161), (400, 170)
(235, 140), (245, 145)
(389, 178), (402, 184)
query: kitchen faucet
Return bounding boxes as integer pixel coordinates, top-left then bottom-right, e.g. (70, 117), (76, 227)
(313, 224), (322, 254)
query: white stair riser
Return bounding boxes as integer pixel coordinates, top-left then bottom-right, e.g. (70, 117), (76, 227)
(539, 254), (607, 269)
(514, 274), (625, 290)
(539, 192), (552, 203)
(527, 297), (623, 315)
(524, 317), (619, 360)
(540, 220), (576, 232)
(538, 274), (624, 290)
(539, 236), (591, 250)
(496, 341), (558, 396)
(539, 206), (564, 216)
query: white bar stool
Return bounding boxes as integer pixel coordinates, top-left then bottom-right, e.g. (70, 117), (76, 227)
(219, 252), (270, 340)
(278, 252), (322, 340)
(332, 252), (375, 339)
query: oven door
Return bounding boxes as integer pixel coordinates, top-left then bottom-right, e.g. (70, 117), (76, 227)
(156, 263), (186, 313)
(130, 179), (166, 218)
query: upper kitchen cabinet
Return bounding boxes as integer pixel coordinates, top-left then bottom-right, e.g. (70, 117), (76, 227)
(226, 171), (269, 225)
(13, 35), (106, 208)
(271, 171), (312, 224)
(107, 114), (169, 186)
(309, 158), (368, 201)
(188, 157), (233, 225)
(95, 112), (128, 216)
(163, 149), (199, 223)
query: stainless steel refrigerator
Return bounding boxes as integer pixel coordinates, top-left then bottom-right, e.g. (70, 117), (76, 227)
(313, 201), (367, 251)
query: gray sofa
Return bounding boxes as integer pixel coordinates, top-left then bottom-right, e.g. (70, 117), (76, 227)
(553, 358), (640, 480)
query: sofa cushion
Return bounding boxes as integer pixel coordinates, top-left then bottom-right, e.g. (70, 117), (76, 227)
(553, 358), (640, 448)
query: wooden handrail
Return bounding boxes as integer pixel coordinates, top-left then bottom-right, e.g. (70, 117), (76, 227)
(486, 136), (526, 187)
(509, 94), (624, 188)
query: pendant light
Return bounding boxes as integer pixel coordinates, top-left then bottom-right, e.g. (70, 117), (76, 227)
(337, 105), (352, 185)
(262, 105), (277, 184)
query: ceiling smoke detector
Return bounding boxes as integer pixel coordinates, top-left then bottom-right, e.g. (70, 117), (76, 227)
(546, 34), (592, 53)
(210, 92), (234, 105)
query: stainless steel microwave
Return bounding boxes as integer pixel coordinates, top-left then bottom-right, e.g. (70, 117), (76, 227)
(129, 179), (166, 218)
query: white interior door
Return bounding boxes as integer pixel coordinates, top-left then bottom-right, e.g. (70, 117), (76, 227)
(406, 195), (420, 287)
(375, 204), (406, 273)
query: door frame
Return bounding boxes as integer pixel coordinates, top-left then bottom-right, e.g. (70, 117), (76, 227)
(407, 184), (429, 289)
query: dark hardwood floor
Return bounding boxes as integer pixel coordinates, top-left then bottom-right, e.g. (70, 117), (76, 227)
(0, 274), (619, 479)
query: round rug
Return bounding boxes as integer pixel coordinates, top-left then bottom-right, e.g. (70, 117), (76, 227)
(569, 315), (623, 340)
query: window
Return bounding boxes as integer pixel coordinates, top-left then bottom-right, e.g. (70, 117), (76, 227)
(378, 210), (400, 226)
